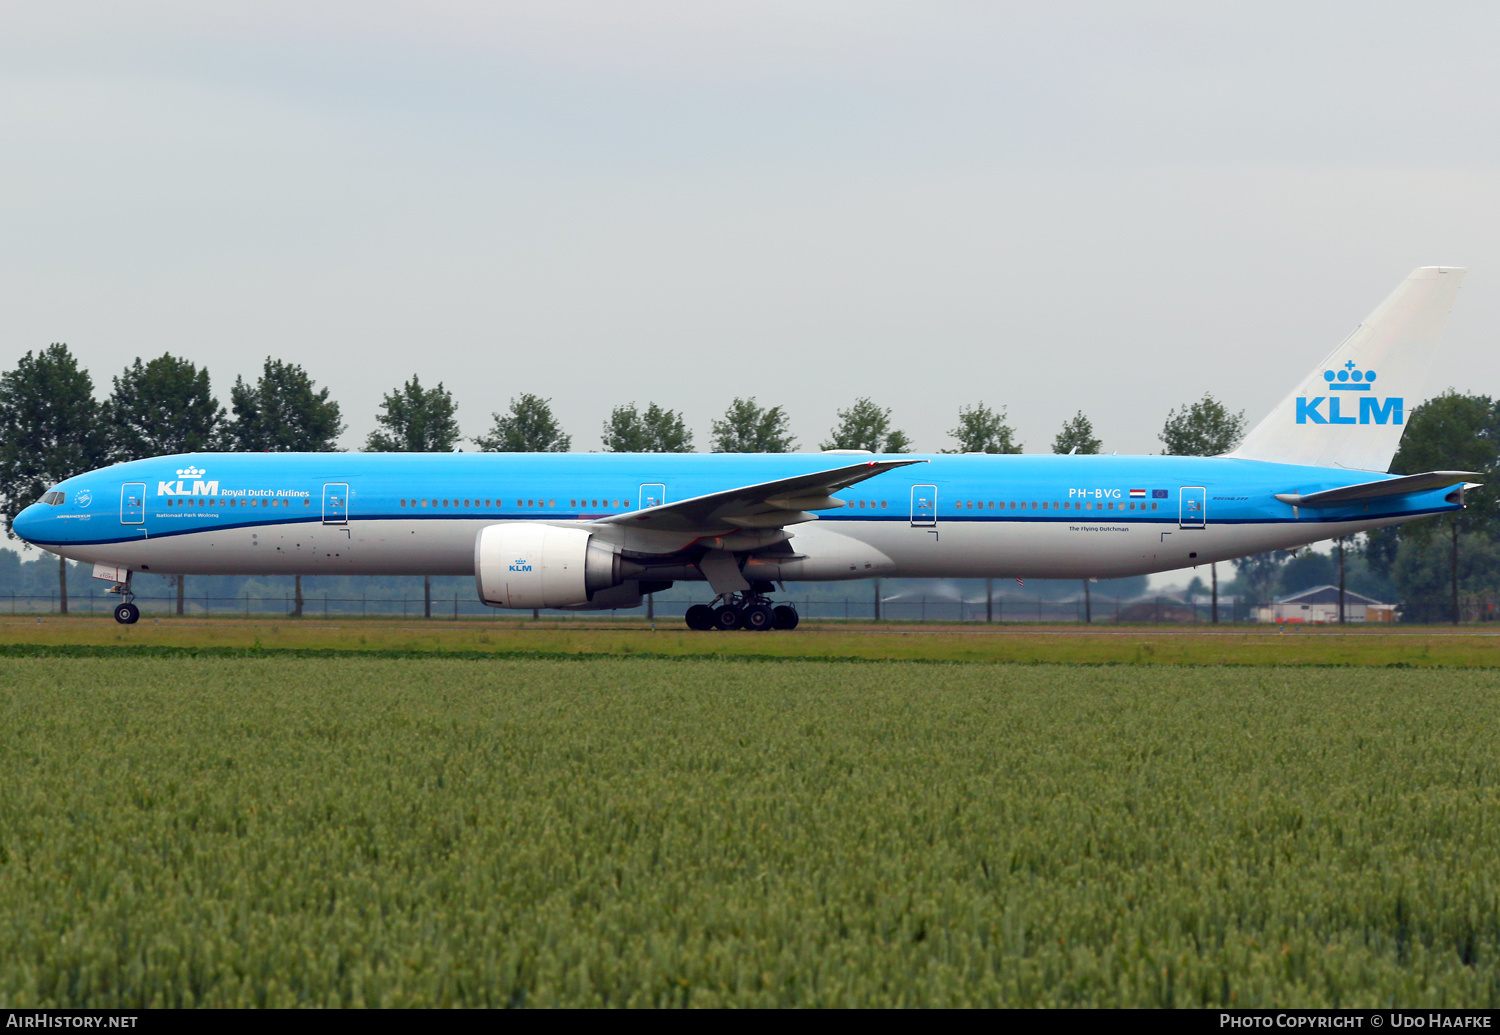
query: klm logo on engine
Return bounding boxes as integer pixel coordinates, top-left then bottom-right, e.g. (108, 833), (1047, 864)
(509, 557), (532, 572)
(1296, 362), (1402, 426)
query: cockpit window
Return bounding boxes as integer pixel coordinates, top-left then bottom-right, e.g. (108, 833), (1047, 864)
(40, 491), (65, 506)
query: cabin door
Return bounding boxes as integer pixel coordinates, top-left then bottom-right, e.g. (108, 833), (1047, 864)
(910, 484), (938, 527)
(1179, 486), (1206, 529)
(322, 483), (349, 525)
(121, 483), (145, 524)
(638, 483), (666, 510)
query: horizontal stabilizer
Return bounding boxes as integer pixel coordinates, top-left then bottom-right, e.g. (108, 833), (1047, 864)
(1274, 470), (1478, 508)
(599, 458), (926, 535)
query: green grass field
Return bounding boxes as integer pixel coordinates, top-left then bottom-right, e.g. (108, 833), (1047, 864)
(2, 654), (1497, 1007)
(8, 614), (1500, 667)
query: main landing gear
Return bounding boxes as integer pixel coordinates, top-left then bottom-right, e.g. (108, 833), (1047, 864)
(108, 574), (140, 625)
(684, 591), (799, 632)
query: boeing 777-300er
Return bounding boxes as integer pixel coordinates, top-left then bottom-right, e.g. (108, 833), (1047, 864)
(11, 266), (1475, 629)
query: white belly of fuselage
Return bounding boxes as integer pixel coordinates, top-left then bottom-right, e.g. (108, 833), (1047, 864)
(52, 512), (1414, 582)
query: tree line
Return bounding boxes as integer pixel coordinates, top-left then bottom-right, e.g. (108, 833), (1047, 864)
(4, 342), (1495, 623)
(0, 344), (1252, 481)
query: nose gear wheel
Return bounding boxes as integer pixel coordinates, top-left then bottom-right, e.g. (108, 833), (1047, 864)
(108, 574), (139, 625)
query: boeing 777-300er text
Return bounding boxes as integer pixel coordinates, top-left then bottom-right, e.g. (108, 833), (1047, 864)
(12, 267), (1475, 629)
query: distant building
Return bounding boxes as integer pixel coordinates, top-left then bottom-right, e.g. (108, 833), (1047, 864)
(1256, 585), (1395, 623)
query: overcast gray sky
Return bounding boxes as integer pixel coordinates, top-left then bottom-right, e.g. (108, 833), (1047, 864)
(3, 1), (1498, 455)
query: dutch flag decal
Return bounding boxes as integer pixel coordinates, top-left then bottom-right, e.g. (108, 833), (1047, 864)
(1129, 489), (1146, 498)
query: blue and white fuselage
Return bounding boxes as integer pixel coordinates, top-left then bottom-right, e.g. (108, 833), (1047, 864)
(10, 450), (1465, 579)
(7, 267), (1478, 625)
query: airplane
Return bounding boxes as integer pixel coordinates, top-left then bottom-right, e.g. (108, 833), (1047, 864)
(11, 266), (1474, 629)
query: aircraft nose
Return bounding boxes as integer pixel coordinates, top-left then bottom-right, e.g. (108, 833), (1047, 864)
(12, 504), (43, 543)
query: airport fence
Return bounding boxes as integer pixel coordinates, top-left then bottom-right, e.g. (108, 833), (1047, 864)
(1, 591), (1253, 623)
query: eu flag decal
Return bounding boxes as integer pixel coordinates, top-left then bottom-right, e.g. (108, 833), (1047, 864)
(1152, 489), (1169, 499)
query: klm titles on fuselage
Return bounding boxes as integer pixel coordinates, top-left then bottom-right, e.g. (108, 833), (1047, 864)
(1296, 363), (1401, 425)
(154, 467), (310, 499)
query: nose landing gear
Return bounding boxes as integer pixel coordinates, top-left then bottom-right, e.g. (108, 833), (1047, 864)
(107, 573), (140, 625)
(684, 593), (799, 631)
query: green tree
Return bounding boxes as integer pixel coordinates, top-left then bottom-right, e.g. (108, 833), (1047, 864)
(107, 354), (223, 461)
(1381, 391), (1500, 623)
(1159, 393), (1245, 456)
(366, 376), (460, 453)
(943, 403), (1020, 454)
(710, 397), (795, 453)
(221, 358), (345, 452)
(475, 394), (571, 452)
(603, 402), (693, 453)
(1390, 531), (1500, 623)
(1052, 411), (1101, 454)
(1279, 550), (1337, 595)
(0, 343), (109, 612)
(821, 398), (911, 453)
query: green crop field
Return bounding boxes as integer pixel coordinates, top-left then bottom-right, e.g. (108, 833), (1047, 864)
(2, 655), (1498, 1007)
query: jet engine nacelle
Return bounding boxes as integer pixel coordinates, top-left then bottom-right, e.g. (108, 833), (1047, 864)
(475, 523), (622, 609)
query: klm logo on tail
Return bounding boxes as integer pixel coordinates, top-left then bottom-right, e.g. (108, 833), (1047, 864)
(1296, 362), (1402, 426)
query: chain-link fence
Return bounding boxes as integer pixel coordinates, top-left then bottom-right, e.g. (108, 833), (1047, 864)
(2, 591), (1252, 623)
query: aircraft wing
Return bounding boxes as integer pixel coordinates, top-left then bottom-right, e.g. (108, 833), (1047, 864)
(597, 458), (927, 534)
(1275, 470), (1479, 509)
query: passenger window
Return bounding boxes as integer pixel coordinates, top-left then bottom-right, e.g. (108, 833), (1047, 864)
(548, 499), (555, 507)
(1152, 502), (1158, 510)
(880, 501), (887, 509)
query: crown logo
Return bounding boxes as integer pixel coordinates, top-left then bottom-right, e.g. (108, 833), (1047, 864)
(177, 466), (206, 478)
(1323, 360), (1376, 391)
